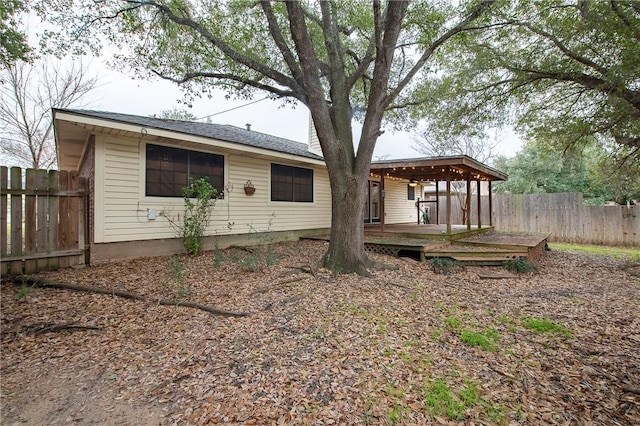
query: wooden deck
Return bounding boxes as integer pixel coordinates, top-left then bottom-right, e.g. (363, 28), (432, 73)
(307, 224), (550, 265)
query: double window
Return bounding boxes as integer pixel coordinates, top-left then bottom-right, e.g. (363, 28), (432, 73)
(145, 144), (224, 197)
(271, 163), (313, 202)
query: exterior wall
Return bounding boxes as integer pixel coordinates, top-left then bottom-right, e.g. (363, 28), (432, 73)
(307, 114), (322, 156)
(92, 133), (332, 245)
(384, 180), (420, 224)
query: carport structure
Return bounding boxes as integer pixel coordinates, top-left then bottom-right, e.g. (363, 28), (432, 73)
(369, 155), (508, 234)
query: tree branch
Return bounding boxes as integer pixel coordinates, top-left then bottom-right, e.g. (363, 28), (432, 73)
(384, 1), (494, 108)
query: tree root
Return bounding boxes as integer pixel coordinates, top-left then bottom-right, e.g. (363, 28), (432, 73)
(15, 277), (249, 318)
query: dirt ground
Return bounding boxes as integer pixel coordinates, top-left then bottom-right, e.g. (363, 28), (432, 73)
(1, 240), (639, 425)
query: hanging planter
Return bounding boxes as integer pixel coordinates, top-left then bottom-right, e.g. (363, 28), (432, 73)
(243, 180), (255, 196)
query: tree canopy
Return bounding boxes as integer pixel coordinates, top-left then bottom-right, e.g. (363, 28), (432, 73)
(494, 138), (640, 204)
(416, 0), (640, 162)
(44, 0), (494, 274)
(0, 0), (30, 65)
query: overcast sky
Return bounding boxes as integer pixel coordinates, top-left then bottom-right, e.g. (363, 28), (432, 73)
(91, 66), (523, 161)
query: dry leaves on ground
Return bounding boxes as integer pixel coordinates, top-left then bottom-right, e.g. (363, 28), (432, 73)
(1, 240), (639, 425)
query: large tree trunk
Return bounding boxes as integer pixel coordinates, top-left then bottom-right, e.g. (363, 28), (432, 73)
(323, 168), (370, 275)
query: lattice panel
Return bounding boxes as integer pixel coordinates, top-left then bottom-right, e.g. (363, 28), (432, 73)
(364, 244), (399, 257)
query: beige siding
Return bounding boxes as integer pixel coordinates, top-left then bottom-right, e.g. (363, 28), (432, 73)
(384, 180), (419, 224)
(95, 135), (331, 243)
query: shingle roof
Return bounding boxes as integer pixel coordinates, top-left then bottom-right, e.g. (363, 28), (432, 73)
(57, 109), (323, 160)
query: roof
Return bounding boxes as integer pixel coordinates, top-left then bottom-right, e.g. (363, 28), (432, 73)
(54, 109), (323, 170)
(371, 155), (508, 182)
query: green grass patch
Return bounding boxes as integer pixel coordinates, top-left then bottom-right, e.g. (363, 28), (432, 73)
(523, 317), (571, 337)
(423, 378), (504, 423)
(549, 243), (640, 260)
(459, 328), (499, 351)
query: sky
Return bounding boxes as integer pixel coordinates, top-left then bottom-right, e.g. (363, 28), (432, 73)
(91, 66), (523, 161)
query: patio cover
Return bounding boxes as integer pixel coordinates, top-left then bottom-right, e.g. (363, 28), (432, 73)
(369, 155), (508, 233)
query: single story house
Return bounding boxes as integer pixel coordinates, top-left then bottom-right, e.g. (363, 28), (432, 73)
(53, 109), (507, 263)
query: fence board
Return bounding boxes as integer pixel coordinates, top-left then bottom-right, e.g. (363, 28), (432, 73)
(36, 169), (49, 271)
(48, 170), (60, 270)
(24, 169), (38, 274)
(1, 167), (8, 276)
(10, 167), (23, 273)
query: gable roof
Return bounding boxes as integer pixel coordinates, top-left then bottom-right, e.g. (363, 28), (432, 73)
(54, 109), (323, 170)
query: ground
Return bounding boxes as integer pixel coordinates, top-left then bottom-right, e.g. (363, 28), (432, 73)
(1, 240), (639, 425)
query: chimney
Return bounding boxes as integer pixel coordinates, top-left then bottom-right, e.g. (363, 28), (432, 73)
(245, 123), (251, 131)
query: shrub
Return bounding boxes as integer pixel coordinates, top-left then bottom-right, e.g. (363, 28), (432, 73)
(505, 257), (536, 273)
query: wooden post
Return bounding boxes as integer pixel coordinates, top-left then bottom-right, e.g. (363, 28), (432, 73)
(466, 173), (472, 230)
(380, 170), (385, 233)
(435, 179), (439, 225)
(446, 168), (452, 234)
(58, 171), (70, 268)
(476, 179), (482, 229)
(489, 181), (493, 227)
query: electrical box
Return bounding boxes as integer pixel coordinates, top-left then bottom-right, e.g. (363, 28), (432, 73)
(147, 208), (157, 220)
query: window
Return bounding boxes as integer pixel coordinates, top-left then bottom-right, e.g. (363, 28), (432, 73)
(407, 184), (415, 200)
(146, 144), (224, 197)
(271, 163), (313, 202)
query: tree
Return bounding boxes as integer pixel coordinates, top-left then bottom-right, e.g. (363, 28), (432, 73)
(153, 107), (198, 121)
(0, 57), (98, 168)
(413, 128), (499, 223)
(0, 0), (30, 65)
(415, 1), (640, 164)
(46, 1), (494, 274)
(493, 138), (640, 204)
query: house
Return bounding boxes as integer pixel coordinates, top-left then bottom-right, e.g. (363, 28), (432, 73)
(53, 109), (427, 263)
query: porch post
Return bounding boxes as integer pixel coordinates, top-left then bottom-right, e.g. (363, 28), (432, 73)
(380, 170), (385, 233)
(466, 173), (471, 230)
(435, 179), (439, 225)
(446, 168), (452, 234)
(476, 179), (482, 229)
(488, 181), (493, 227)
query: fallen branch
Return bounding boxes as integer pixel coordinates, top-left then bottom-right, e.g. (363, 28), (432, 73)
(28, 322), (103, 334)
(16, 278), (249, 318)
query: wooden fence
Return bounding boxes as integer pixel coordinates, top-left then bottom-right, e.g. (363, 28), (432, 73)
(1, 166), (87, 276)
(435, 192), (639, 247)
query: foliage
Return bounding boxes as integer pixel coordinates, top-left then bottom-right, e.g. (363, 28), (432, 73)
(41, 0), (494, 274)
(0, 0), (30, 65)
(417, 1), (640, 164)
(504, 257), (536, 274)
(429, 257), (460, 274)
(14, 285), (33, 300)
(181, 178), (217, 256)
(0, 57), (98, 168)
(232, 213), (278, 272)
(493, 138), (639, 204)
(166, 256), (191, 297)
(152, 107), (198, 121)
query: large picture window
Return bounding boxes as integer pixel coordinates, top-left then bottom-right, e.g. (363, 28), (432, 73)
(271, 163), (313, 202)
(146, 144), (224, 197)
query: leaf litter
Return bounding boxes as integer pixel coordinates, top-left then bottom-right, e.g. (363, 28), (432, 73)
(1, 240), (639, 425)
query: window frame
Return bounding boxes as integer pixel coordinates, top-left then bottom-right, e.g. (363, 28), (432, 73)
(270, 163), (314, 203)
(145, 143), (225, 199)
(407, 184), (416, 201)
